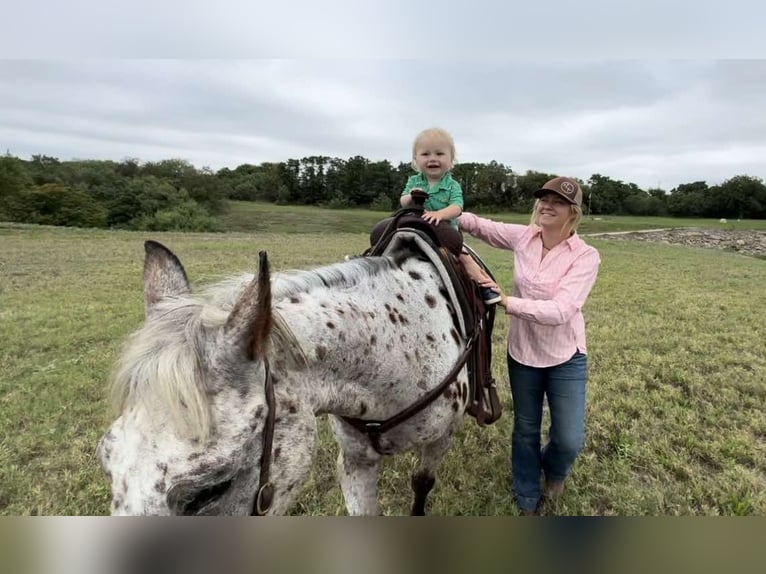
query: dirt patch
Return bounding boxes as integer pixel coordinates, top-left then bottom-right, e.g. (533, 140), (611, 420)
(592, 228), (766, 259)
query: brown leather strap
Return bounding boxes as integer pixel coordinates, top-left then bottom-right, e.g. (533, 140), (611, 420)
(252, 358), (275, 515)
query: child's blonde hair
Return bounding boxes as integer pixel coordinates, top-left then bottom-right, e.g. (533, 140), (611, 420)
(530, 201), (583, 238)
(411, 127), (457, 170)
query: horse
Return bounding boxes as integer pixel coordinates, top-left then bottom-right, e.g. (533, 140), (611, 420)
(97, 237), (486, 515)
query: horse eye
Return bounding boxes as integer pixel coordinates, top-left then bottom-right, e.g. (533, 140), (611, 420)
(172, 479), (233, 515)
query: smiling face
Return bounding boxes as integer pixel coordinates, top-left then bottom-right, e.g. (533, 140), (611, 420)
(534, 192), (575, 233)
(412, 135), (455, 183)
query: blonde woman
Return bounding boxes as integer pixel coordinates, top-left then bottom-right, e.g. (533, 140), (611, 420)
(458, 176), (601, 515)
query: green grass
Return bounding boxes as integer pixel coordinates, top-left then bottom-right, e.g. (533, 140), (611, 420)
(1, 212), (764, 516)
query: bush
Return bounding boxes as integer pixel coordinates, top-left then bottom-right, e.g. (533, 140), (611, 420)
(131, 200), (222, 232)
(16, 184), (108, 227)
(370, 193), (393, 212)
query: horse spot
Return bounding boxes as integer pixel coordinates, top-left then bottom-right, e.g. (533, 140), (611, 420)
(450, 328), (460, 345)
(409, 271), (422, 280)
(368, 311), (376, 319)
(398, 314), (410, 325)
(336, 308), (345, 315)
(370, 335), (377, 345)
(452, 401), (460, 411)
(385, 303), (392, 311)
(156, 462), (168, 476)
(404, 351), (411, 362)
(290, 296), (301, 304)
(396, 293), (404, 302)
(316, 345), (328, 360)
(426, 333), (435, 342)
(389, 312), (397, 324)
(320, 302), (328, 308)
(360, 402), (368, 416)
(425, 294), (436, 308)
(417, 379), (428, 390)
(281, 401), (298, 415)
(274, 447), (281, 460)
(443, 387), (452, 399)
(441, 333), (447, 341)
(154, 479), (166, 493)
(386, 343), (393, 352)
(326, 321), (336, 329)
(113, 496), (124, 511)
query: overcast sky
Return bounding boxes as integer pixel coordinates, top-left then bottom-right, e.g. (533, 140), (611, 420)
(2, 3), (765, 192)
(3, 60), (765, 191)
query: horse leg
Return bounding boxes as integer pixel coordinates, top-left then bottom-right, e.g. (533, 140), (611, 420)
(330, 416), (382, 515)
(336, 446), (381, 516)
(411, 432), (454, 516)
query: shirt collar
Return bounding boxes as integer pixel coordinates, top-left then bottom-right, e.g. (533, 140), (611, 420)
(532, 226), (582, 250)
(416, 172), (453, 189)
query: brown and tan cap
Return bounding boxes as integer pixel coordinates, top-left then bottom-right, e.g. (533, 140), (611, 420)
(534, 176), (583, 206)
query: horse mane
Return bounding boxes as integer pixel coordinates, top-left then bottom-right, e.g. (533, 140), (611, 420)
(110, 256), (399, 441)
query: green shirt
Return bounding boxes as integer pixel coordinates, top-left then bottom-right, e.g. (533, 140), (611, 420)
(402, 172), (464, 230)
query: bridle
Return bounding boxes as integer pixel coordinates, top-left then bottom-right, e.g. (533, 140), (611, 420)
(251, 357), (276, 516)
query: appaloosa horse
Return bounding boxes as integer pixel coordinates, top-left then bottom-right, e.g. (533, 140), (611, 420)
(98, 238), (479, 515)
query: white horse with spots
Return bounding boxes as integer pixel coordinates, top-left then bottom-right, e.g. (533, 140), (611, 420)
(98, 239), (476, 515)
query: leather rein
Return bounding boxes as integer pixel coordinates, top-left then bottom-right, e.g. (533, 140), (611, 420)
(251, 358), (275, 516)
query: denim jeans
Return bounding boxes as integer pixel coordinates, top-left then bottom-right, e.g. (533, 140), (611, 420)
(507, 352), (588, 512)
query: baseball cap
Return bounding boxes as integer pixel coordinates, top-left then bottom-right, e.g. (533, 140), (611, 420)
(534, 176), (583, 206)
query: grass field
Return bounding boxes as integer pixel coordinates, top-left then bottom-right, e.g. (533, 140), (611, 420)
(1, 206), (764, 515)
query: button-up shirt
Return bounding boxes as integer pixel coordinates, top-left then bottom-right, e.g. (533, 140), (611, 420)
(458, 213), (601, 367)
(403, 172), (464, 230)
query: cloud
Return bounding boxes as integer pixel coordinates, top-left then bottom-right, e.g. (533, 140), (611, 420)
(1, 59), (765, 190)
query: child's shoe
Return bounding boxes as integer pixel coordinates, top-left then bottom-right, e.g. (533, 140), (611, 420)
(481, 287), (502, 305)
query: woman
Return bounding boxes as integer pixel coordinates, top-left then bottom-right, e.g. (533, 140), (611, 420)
(458, 176), (601, 515)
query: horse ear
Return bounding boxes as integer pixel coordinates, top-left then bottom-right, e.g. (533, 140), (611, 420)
(143, 241), (191, 317)
(225, 251), (273, 361)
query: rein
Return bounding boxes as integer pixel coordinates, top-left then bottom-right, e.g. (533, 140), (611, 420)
(341, 328), (481, 453)
(251, 358), (275, 516)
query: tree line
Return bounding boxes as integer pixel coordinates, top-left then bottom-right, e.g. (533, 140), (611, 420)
(1, 153), (764, 231)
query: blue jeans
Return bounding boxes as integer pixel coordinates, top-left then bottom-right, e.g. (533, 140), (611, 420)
(507, 352), (588, 512)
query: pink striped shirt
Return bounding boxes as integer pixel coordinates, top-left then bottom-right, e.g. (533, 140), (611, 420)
(459, 213), (601, 368)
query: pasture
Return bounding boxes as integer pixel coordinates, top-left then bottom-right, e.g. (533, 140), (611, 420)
(1, 207), (764, 515)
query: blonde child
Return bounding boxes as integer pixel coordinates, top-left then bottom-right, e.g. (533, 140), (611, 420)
(399, 127), (500, 304)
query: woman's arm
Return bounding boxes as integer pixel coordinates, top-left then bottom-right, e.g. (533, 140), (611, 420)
(503, 249), (601, 325)
(458, 212), (528, 251)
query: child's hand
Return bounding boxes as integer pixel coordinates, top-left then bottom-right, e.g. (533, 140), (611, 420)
(421, 210), (443, 225)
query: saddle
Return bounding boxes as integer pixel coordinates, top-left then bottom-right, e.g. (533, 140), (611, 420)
(361, 198), (502, 428)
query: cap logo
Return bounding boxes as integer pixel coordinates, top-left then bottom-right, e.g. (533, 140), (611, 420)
(560, 181), (576, 195)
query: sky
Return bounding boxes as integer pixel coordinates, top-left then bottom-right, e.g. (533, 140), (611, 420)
(2, 3), (765, 192)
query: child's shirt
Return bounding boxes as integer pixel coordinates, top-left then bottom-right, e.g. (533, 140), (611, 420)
(402, 173), (464, 230)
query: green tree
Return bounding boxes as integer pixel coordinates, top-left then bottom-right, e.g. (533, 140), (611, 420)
(0, 154), (34, 220)
(20, 183), (107, 227)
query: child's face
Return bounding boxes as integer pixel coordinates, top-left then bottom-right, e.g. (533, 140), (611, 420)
(413, 137), (454, 181)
